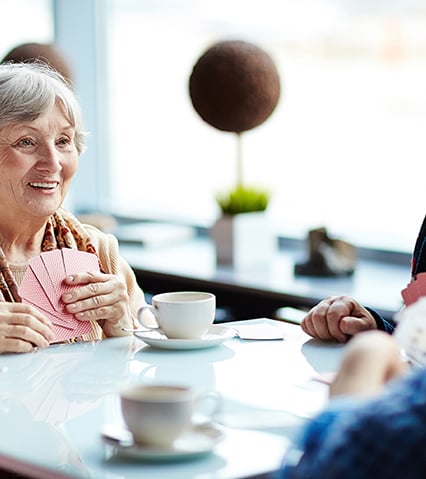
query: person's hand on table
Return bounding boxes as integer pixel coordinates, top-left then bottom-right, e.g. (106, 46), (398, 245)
(0, 303), (54, 353)
(301, 295), (377, 343)
(61, 271), (134, 336)
(329, 330), (407, 399)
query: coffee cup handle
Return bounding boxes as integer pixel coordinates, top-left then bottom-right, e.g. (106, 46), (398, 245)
(137, 305), (162, 332)
(194, 391), (222, 425)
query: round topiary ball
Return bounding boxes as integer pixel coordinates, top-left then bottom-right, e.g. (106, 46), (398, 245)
(189, 40), (281, 133)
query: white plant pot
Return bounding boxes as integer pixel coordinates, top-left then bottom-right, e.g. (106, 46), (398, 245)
(210, 211), (276, 268)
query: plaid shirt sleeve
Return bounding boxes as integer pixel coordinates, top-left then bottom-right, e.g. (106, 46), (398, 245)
(280, 367), (426, 479)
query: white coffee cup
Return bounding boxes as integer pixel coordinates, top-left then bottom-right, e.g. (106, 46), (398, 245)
(137, 291), (216, 339)
(120, 384), (221, 447)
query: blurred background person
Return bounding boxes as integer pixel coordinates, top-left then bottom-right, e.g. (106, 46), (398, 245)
(1, 41), (73, 85)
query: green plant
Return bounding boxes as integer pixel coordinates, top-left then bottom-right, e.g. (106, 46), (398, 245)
(216, 133), (271, 215)
(216, 185), (270, 215)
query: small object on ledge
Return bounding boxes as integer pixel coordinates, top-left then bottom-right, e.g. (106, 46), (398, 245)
(114, 222), (195, 248)
(294, 227), (356, 277)
(77, 213), (117, 232)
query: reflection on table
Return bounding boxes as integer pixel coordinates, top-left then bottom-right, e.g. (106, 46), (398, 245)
(0, 318), (345, 479)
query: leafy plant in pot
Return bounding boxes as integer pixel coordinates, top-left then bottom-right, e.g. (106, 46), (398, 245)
(189, 40), (281, 267)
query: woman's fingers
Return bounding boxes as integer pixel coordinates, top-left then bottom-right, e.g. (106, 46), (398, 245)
(61, 272), (129, 322)
(0, 303), (54, 353)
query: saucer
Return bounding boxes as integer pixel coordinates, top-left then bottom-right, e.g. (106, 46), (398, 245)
(134, 324), (235, 350)
(101, 423), (225, 461)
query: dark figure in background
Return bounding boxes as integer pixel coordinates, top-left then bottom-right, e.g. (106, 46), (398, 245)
(1, 42), (73, 84)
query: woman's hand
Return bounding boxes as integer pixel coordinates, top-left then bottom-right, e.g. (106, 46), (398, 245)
(0, 303), (54, 353)
(330, 330), (406, 398)
(61, 271), (134, 336)
(301, 295), (377, 342)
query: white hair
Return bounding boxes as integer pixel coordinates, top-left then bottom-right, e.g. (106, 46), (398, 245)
(0, 61), (86, 154)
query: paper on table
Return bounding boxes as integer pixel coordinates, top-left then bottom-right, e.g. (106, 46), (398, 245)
(231, 322), (285, 340)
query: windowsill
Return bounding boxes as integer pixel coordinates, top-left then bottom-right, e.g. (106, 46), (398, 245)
(106, 211), (412, 264)
(112, 220), (411, 322)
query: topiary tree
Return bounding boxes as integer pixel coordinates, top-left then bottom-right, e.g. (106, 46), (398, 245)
(189, 39), (281, 214)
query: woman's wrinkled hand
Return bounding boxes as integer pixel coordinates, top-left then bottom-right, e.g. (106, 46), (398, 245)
(61, 271), (133, 336)
(301, 295), (377, 343)
(0, 303), (54, 353)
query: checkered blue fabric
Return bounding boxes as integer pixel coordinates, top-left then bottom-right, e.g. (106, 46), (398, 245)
(280, 367), (426, 479)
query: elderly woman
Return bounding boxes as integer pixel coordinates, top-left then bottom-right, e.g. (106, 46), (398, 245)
(0, 62), (145, 354)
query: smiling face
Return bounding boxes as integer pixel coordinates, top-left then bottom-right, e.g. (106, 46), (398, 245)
(0, 101), (78, 224)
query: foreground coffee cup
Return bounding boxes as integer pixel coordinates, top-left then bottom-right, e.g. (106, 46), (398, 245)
(137, 291), (216, 339)
(120, 384), (221, 447)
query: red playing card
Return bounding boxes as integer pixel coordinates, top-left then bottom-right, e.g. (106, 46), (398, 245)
(50, 316), (93, 343)
(61, 248), (99, 276)
(401, 272), (426, 306)
(402, 282), (418, 306)
(18, 267), (67, 324)
(23, 298), (75, 329)
(40, 250), (68, 301)
(28, 255), (62, 312)
(61, 249), (100, 293)
(18, 269), (90, 342)
(19, 268), (92, 341)
(18, 249), (99, 343)
(40, 306), (92, 343)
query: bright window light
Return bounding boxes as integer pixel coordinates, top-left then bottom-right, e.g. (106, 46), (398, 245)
(107, 1), (426, 253)
(0, 0), (53, 58)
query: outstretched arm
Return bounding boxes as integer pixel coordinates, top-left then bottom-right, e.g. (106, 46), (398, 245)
(281, 332), (424, 479)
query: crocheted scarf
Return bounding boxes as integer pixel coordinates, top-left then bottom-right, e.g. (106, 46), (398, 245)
(0, 208), (100, 302)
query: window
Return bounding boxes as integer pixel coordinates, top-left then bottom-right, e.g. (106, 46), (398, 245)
(104, 0), (426, 254)
(5, 1), (425, 255)
(0, 0), (53, 58)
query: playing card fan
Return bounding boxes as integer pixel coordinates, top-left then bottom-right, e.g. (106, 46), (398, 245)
(18, 250), (100, 343)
